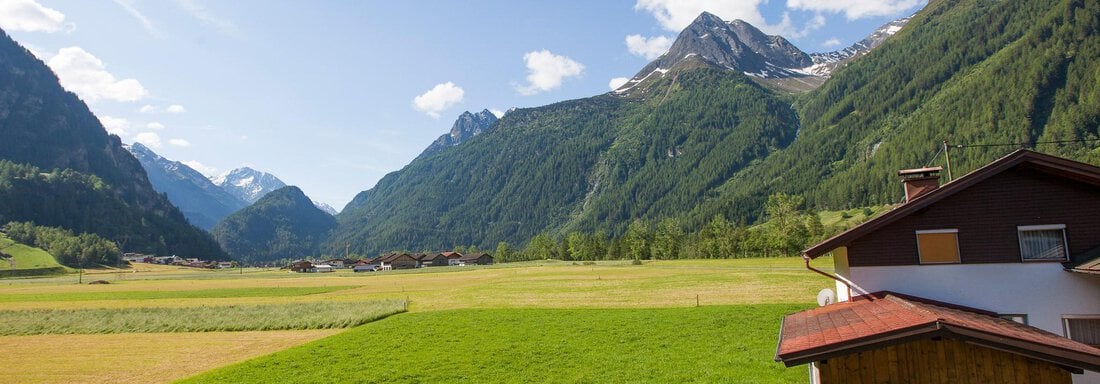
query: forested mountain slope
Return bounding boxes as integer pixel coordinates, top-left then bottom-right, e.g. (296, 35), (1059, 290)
(334, 0), (1099, 255)
(703, 0), (1100, 219)
(334, 64), (799, 254)
(0, 29), (226, 258)
(212, 186), (336, 263)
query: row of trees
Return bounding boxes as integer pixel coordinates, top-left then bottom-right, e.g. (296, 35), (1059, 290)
(493, 193), (859, 263)
(3, 221), (121, 267)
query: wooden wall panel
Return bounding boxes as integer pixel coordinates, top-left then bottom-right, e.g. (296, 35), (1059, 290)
(848, 167), (1100, 267)
(816, 338), (1073, 384)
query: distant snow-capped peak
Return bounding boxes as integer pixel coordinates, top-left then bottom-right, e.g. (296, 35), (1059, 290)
(212, 167), (287, 204)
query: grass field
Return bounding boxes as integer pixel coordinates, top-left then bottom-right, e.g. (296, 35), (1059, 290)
(0, 258), (833, 383)
(0, 330), (341, 384)
(0, 233), (70, 276)
(0, 300), (405, 335)
(182, 305), (808, 384)
(0, 285), (358, 302)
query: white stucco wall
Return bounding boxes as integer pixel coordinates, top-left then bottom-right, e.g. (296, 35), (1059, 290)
(845, 263), (1100, 383)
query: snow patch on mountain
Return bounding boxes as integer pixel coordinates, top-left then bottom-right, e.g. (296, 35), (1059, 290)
(212, 167), (287, 204)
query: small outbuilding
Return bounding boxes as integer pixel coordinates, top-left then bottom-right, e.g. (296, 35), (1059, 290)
(460, 252), (493, 265)
(289, 260), (313, 272)
(311, 264), (335, 273)
(379, 253), (418, 270)
(776, 292), (1100, 384)
(418, 253), (449, 267)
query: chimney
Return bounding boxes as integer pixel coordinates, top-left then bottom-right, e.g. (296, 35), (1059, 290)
(898, 167), (942, 202)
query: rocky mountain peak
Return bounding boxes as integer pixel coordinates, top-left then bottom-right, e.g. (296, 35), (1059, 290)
(615, 12), (813, 94)
(212, 167), (287, 204)
(420, 109), (499, 156)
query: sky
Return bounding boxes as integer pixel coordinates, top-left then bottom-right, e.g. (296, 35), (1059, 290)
(1, 0), (925, 210)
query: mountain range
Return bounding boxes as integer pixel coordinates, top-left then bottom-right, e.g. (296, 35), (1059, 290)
(0, 29), (225, 259)
(126, 143), (248, 230)
(129, 145), (341, 230)
(4, 0), (1096, 262)
(328, 0), (1100, 256)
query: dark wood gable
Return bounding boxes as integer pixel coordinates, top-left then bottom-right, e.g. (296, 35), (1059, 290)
(804, 150), (1100, 267)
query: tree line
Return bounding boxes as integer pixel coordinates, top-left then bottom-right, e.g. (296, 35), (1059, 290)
(492, 193), (871, 263)
(3, 221), (121, 267)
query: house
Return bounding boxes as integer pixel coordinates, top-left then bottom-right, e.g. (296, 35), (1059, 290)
(442, 251), (464, 266)
(460, 252), (493, 265)
(379, 253), (418, 270)
(289, 260), (313, 272)
(775, 150), (1100, 383)
(322, 259), (346, 268)
(352, 258), (381, 272)
(417, 253), (449, 267)
(216, 261), (235, 269)
(311, 264), (335, 273)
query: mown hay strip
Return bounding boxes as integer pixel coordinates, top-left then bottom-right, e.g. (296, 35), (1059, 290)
(0, 299), (405, 335)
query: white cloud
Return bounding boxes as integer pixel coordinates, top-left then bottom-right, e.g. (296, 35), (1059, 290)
(625, 35), (673, 60)
(633, 0), (835, 39)
(46, 47), (148, 103)
(489, 109), (505, 118)
(786, 0), (923, 20)
(609, 77), (630, 91)
(822, 37), (842, 48)
(166, 104), (186, 113)
(174, 0), (241, 37)
(168, 138), (190, 147)
(134, 132), (162, 148)
(635, 0), (768, 32)
(112, 0), (159, 36)
(0, 0), (67, 33)
(139, 104), (155, 113)
(412, 82), (464, 118)
(516, 50), (584, 96)
(98, 115), (130, 136)
(146, 122), (165, 130)
(182, 160), (217, 176)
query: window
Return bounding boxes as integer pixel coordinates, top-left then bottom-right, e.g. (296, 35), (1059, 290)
(1018, 224), (1068, 261)
(1063, 316), (1100, 347)
(998, 314), (1028, 325)
(916, 229), (960, 264)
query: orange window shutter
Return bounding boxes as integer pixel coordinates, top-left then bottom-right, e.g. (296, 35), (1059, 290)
(917, 232), (960, 263)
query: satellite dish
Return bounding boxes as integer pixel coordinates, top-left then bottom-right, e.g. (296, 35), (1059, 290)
(817, 288), (836, 307)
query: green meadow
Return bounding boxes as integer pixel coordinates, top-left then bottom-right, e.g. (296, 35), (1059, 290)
(0, 258), (830, 383)
(182, 305), (808, 384)
(0, 233), (70, 277)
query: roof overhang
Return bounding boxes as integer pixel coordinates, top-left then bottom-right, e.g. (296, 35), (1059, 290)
(775, 292), (1100, 373)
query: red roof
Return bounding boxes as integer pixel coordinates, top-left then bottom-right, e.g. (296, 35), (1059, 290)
(804, 149), (1100, 259)
(776, 292), (1100, 372)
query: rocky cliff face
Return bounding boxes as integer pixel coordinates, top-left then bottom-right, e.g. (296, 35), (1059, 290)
(421, 109), (499, 156)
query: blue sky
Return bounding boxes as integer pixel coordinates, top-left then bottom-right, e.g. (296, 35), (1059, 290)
(1, 0), (925, 209)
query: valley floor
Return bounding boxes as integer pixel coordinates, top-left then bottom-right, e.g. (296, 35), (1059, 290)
(0, 258), (832, 383)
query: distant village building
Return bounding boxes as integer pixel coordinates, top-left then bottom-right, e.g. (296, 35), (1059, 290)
(311, 264), (335, 273)
(417, 253), (449, 267)
(289, 260), (313, 273)
(460, 252), (493, 265)
(379, 253), (418, 270)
